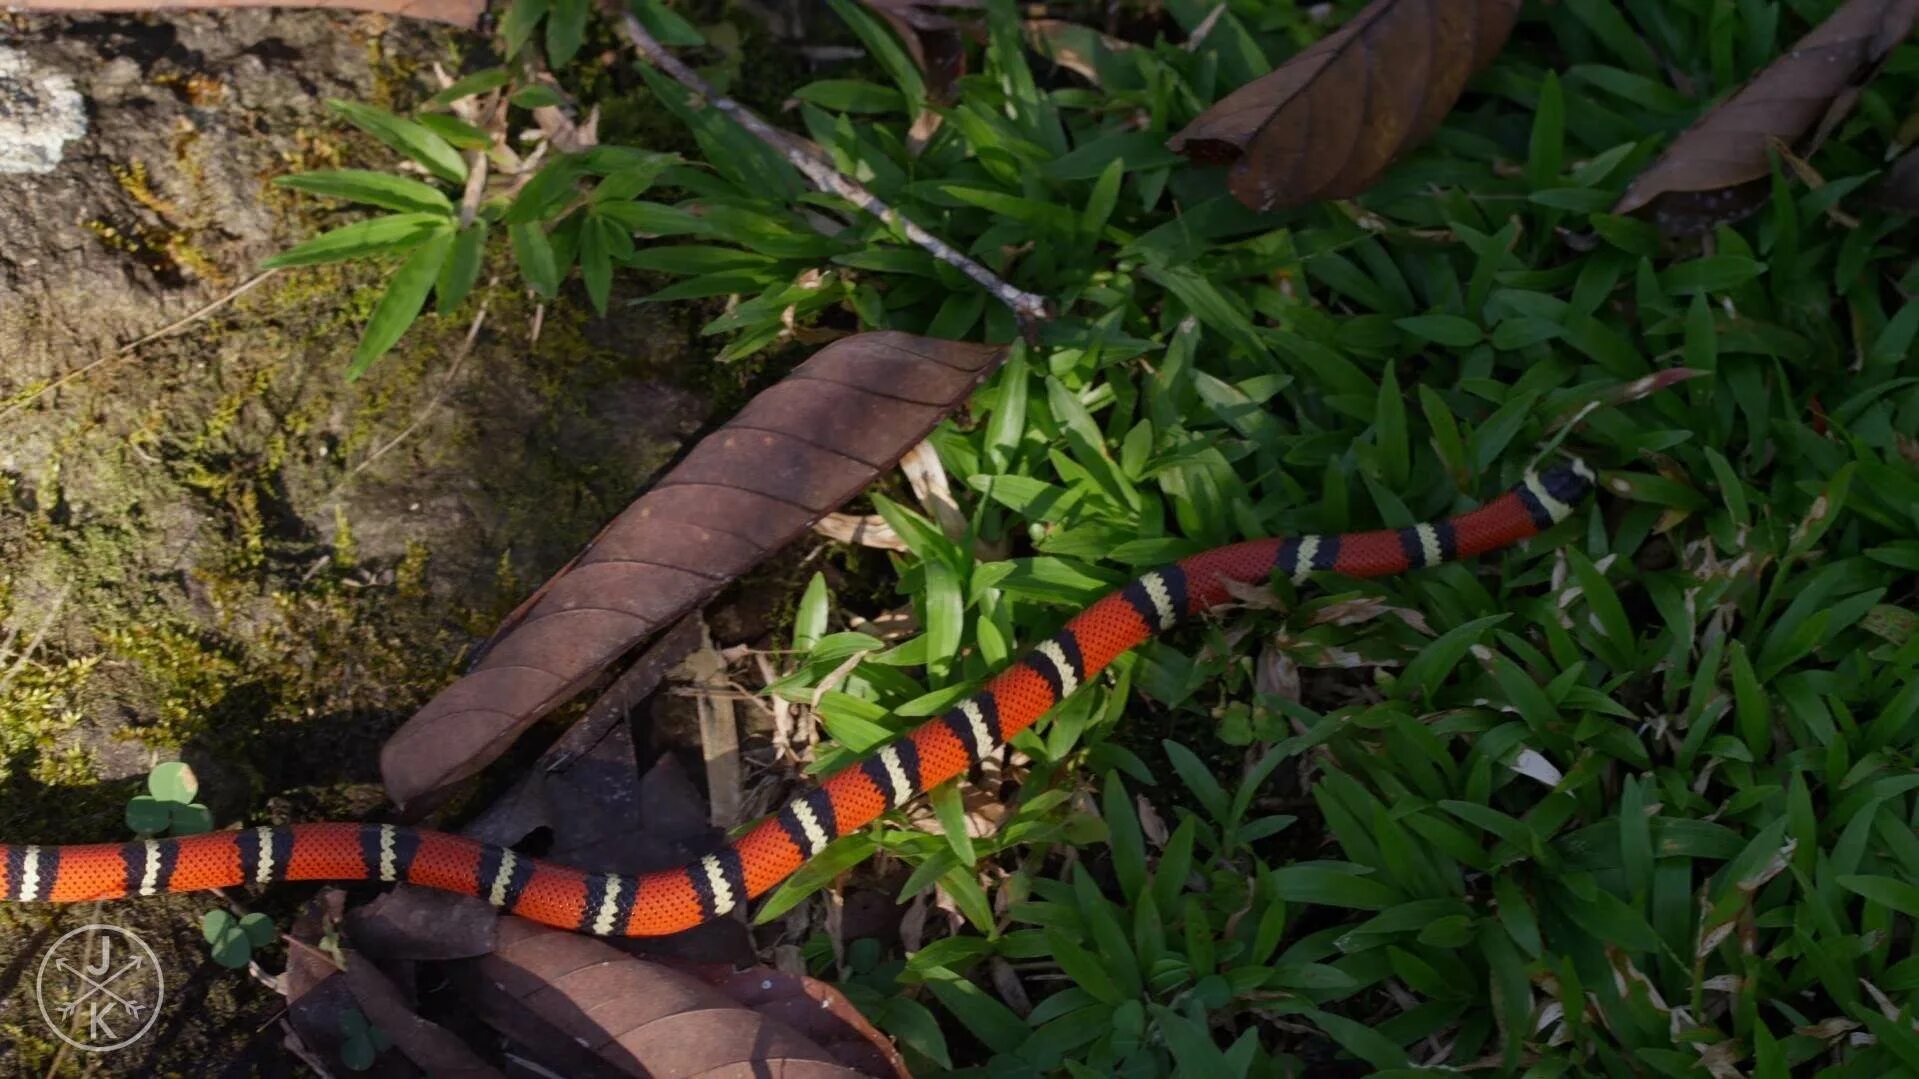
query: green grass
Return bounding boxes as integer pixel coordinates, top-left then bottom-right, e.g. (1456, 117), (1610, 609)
(723, 2), (1919, 1073)
(303, 0), (1919, 1072)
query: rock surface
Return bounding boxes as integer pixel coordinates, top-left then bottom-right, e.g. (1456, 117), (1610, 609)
(0, 11), (714, 1073)
(0, 45), (87, 174)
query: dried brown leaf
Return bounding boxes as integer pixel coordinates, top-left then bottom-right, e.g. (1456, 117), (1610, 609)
(1167, 0), (1520, 210)
(381, 332), (1005, 812)
(813, 512), (910, 550)
(9, 0), (479, 26)
(346, 887), (499, 962)
(1255, 640), (1302, 702)
(1614, 0), (1919, 232)
(1309, 595), (1434, 634)
(681, 963), (910, 1077)
(465, 919), (873, 1077)
(863, 0), (970, 102)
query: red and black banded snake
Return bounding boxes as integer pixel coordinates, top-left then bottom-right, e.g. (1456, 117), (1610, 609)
(0, 461), (1596, 936)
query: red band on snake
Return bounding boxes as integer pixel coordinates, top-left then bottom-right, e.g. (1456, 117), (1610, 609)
(0, 463), (1596, 936)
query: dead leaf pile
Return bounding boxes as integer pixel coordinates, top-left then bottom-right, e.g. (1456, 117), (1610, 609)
(273, 643), (906, 1076)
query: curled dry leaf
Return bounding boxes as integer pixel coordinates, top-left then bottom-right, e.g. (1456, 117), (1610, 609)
(681, 963), (910, 1078)
(1309, 595), (1434, 634)
(381, 332), (1005, 812)
(900, 439), (968, 541)
(9, 0), (479, 25)
(1167, 0), (1521, 211)
(862, 0), (970, 102)
(814, 512), (911, 550)
(1614, 0), (1919, 234)
(1254, 639), (1302, 702)
(464, 919), (876, 1077)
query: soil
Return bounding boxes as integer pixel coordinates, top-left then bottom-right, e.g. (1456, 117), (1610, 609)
(0, 9), (742, 1073)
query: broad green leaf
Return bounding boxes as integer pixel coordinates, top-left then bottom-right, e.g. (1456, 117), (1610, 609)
(1839, 875), (1919, 918)
(326, 100), (467, 185)
(1399, 615), (1507, 702)
(1269, 866), (1404, 910)
(1396, 314), (1483, 348)
(510, 221), (560, 298)
(509, 84), (569, 109)
(149, 761), (200, 802)
(425, 67), (511, 108)
(350, 226), (454, 378)
(125, 796), (170, 835)
(435, 220), (487, 315)
(793, 79), (906, 113)
(930, 783), (977, 867)
(275, 170), (452, 214)
(264, 212), (448, 269)
(415, 113), (490, 150)
(545, 0), (589, 67)
(754, 835), (877, 923)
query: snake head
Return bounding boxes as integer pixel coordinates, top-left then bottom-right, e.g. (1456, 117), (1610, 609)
(1539, 458), (1598, 506)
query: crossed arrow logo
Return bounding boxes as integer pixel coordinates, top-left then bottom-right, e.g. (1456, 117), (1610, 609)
(35, 925), (165, 1052)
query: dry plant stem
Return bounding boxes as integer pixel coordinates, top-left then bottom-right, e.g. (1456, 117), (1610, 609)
(0, 270), (277, 426)
(0, 585), (68, 698)
(688, 620), (744, 828)
(322, 291), (493, 504)
(279, 1020), (339, 1079)
(611, 7), (1052, 330)
(540, 614), (702, 773)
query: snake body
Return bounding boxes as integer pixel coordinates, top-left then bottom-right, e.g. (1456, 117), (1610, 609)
(0, 463), (1594, 936)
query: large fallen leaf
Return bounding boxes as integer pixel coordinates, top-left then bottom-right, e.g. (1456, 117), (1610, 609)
(1167, 0), (1520, 211)
(381, 332), (1006, 812)
(10, 0), (479, 27)
(460, 919), (893, 1077)
(1613, 0), (1919, 233)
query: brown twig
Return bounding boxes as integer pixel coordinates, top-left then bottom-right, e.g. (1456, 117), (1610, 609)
(320, 290), (492, 504)
(611, 6), (1052, 331)
(0, 584), (69, 699)
(0, 271), (277, 426)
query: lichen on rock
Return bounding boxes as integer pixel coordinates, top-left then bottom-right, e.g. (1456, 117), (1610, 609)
(0, 45), (86, 174)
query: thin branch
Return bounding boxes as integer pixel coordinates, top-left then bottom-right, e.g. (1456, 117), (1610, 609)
(611, 7), (1053, 331)
(0, 584), (69, 699)
(0, 270), (278, 426)
(117, 270), (281, 355)
(320, 290), (493, 505)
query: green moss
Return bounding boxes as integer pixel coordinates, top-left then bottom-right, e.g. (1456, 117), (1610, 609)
(101, 620), (250, 744)
(0, 652), (100, 788)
